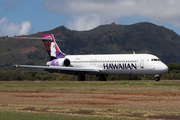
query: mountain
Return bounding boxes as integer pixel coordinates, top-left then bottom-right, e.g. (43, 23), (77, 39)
(0, 22), (180, 70)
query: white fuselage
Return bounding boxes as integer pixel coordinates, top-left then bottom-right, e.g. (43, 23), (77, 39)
(48, 54), (168, 75)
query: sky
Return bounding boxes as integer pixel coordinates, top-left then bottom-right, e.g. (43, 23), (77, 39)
(1, 0), (180, 37)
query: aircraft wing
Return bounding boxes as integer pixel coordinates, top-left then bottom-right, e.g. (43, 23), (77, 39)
(15, 65), (101, 75)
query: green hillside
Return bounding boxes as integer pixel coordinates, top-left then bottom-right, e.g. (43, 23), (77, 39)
(0, 22), (180, 70)
(76, 22), (180, 61)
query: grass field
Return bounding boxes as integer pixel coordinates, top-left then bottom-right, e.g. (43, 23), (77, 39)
(0, 81), (180, 120)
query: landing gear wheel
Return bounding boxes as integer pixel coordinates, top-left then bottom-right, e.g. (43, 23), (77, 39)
(98, 75), (107, 81)
(78, 73), (85, 81)
(155, 77), (160, 81)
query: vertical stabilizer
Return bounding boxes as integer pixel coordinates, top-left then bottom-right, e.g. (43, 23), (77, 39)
(41, 34), (65, 61)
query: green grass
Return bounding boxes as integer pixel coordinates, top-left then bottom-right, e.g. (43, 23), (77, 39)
(0, 81), (179, 92)
(0, 81), (180, 120)
(0, 111), (124, 120)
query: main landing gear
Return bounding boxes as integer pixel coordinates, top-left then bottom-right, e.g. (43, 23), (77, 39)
(78, 73), (107, 81)
(98, 75), (107, 81)
(78, 73), (85, 81)
(155, 75), (161, 81)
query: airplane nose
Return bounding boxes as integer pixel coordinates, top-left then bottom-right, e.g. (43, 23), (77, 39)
(162, 64), (168, 73)
(155, 63), (168, 74)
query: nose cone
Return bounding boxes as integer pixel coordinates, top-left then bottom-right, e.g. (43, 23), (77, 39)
(163, 64), (168, 73)
(159, 63), (168, 74)
(154, 63), (168, 74)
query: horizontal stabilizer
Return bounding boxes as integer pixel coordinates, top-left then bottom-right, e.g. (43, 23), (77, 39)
(13, 37), (63, 41)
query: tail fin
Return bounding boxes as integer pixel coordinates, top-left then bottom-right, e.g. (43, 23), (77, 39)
(41, 34), (65, 61)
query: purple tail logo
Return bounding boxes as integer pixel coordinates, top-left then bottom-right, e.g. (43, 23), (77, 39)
(41, 34), (65, 60)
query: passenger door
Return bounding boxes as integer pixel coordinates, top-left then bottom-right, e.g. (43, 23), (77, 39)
(140, 59), (144, 69)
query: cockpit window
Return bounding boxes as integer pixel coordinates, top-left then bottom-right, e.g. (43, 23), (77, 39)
(151, 59), (160, 61)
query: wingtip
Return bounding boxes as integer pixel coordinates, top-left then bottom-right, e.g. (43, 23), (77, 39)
(14, 65), (19, 68)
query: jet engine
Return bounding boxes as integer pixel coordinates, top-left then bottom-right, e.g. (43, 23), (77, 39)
(58, 58), (71, 67)
(46, 58), (71, 67)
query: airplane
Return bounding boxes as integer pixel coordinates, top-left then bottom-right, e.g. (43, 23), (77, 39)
(15, 34), (168, 81)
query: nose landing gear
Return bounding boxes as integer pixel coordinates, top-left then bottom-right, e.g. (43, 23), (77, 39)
(155, 75), (161, 81)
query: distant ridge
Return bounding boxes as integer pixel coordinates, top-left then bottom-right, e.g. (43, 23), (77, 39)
(109, 22), (117, 25)
(0, 22), (180, 70)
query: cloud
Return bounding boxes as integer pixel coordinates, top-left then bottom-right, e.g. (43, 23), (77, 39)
(0, 17), (32, 36)
(67, 14), (102, 31)
(44, 0), (180, 30)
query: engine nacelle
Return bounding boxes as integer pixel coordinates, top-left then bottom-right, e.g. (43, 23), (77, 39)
(57, 58), (71, 66)
(46, 58), (71, 67)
